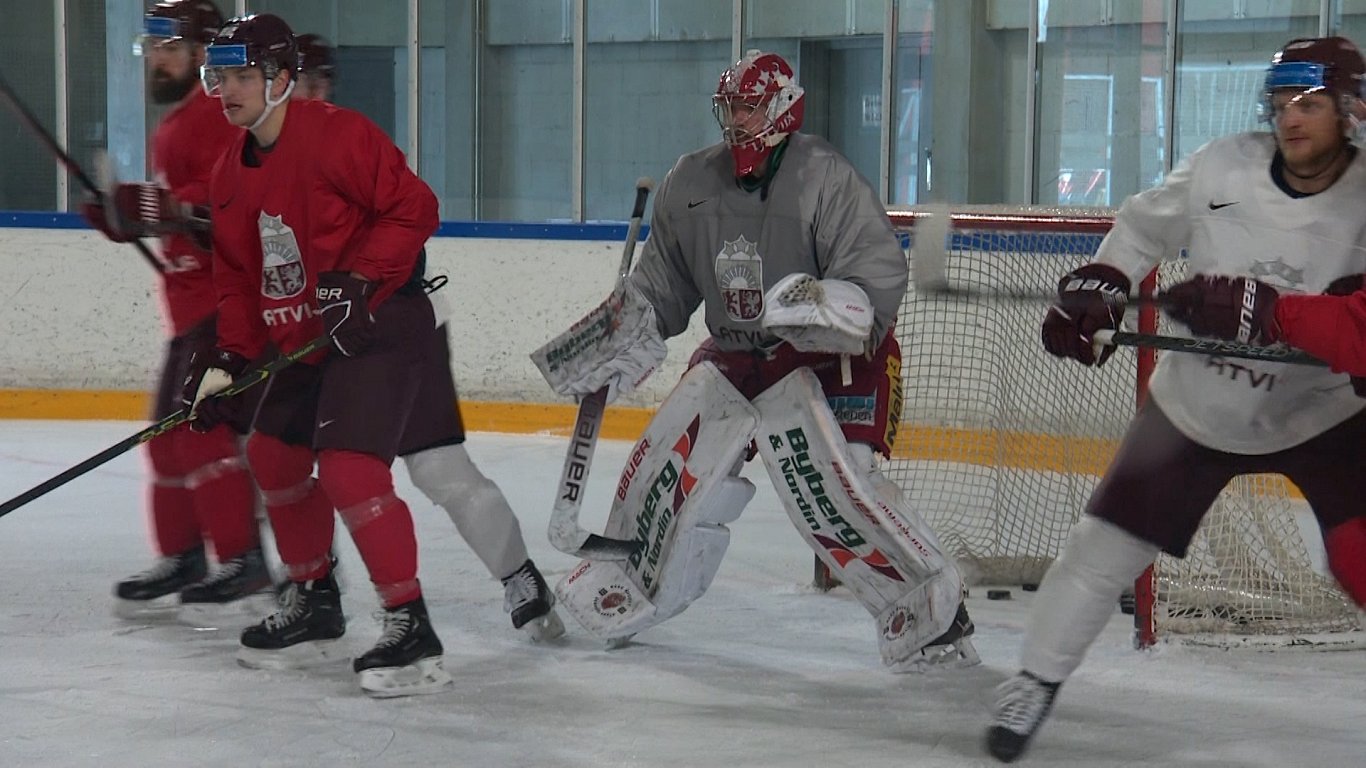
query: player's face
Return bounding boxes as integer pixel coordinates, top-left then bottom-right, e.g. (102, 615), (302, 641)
(144, 39), (198, 105)
(714, 94), (770, 145)
(1271, 89), (1347, 170)
(216, 66), (269, 127)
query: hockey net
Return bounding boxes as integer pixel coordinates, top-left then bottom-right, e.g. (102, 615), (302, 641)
(874, 205), (1361, 648)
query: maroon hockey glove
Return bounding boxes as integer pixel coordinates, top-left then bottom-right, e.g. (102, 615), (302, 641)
(80, 183), (209, 244)
(1041, 263), (1130, 367)
(1326, 274), (1366, 396)
(316, 271), (377, 357)
(1163, 275), (1281, 345)
(180, 348), (250, 433)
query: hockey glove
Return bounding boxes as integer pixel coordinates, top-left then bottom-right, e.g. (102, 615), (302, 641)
(762, 274), (875, 355)
(79, 183), (210, 245)
(1041, 263), (1130, 367)
(1163, 274), (1281, 345)
(316, 271), (377, 357)
(180, 348), (249, 433)
(1326, 274), (1366, 396)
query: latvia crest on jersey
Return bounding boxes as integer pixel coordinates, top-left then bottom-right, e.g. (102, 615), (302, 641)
(257, 212), (306, 299)
(714, 234), (764, 321)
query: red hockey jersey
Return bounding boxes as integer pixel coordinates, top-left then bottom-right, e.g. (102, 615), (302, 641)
(208, 99), (438, 358)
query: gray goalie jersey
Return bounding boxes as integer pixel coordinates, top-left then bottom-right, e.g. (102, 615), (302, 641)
(628, 133), (907, 352)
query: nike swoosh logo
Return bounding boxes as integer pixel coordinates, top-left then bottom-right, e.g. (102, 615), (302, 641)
(318, 419), (336, 429)
(1207, 200), (1239, 210)
(687, 199), (709, 209)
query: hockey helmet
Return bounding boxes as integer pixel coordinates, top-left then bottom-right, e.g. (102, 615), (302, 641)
(1260, 36), (1366, 124)
(136, 0), (224, 55)
(712, 50), (805, 178)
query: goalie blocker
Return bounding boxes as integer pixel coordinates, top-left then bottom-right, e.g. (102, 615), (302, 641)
(555, 363), (977, 671)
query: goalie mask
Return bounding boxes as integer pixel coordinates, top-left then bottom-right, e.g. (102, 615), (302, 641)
(712, 50), (805, 178)
(202, 13), (300, 127)
(1259, 36), (1366, 140)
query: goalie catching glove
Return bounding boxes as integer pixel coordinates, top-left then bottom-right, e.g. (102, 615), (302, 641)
(761, 274), (874, 355)
(80, 182), (212, 250)
(531, 280), (667, 404)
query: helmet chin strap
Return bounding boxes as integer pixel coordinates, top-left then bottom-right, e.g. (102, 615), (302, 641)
(249, 76), (295, 131)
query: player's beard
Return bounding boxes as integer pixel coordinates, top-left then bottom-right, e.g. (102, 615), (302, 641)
(149, 67), (196, 105)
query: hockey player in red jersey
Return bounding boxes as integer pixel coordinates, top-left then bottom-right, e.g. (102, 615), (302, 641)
(990, 36), (1366, 762)
(81, 0), (270, 623)
(289, 30), (564, 641)
(186, 13), (451, 697)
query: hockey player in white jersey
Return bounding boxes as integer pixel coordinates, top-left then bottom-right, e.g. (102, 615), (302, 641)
(534, 50), (976, 672)
(988, 36), (1366, 762)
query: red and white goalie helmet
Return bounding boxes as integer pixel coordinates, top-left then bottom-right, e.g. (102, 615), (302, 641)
(712, 50), (805, 178)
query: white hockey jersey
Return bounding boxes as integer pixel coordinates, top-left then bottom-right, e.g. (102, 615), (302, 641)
(1096, 132), (1366, 454)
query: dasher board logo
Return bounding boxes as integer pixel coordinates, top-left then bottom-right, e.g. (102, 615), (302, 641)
(258, 212), (306, 299)
(714, 234), (764, 321)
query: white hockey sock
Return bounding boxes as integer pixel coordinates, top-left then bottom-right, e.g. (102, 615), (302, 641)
(403, 444), (529, 579)
(1021, 515), (1158, 683)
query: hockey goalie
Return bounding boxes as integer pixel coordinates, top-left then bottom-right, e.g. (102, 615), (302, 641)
(530, 50), (977, 672)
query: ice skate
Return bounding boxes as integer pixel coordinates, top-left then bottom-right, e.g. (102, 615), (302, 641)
(179, 547), (275, 628)
(986, 671), (1061, 763)
(353, 596), (452, 698)
(113, 544), (207, 620)
(896, 602), (981, 672)
(501, 559), (565, 642)
(238, 569), (346, 670)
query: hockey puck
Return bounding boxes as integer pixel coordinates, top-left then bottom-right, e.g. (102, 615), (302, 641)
(1022, 583), (1039, 592)
(987, 589), (1012, 600)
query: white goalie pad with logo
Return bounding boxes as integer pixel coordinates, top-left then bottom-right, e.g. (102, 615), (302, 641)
(752, 367), (962, 668)
(555, 363), (760, 641)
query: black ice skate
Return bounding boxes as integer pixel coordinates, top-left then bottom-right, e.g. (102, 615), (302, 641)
(501, 559), (566, 642)
(353, 596), (452, 698)
(912, 601), (980, 670)
(179, 547), (276, 628)
(238, 570), (346, 670)
(986, 670), (1061, 763)
(113, 544), (207, 620)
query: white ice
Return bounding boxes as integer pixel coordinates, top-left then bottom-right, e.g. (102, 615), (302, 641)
(1, 420), (1364, 767)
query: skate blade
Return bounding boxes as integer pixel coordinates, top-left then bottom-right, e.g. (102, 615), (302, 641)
(892, 637), (982, 674)
(113, 596), (179, 622)
(237, 638), (346, 670)
(358, 657), (453, 698)
(179, 592), (278, 630)
(603, 633), (635, 650)
(522, 609), (566, 643)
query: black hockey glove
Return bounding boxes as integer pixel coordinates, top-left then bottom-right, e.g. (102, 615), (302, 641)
(316, 271), (377, 357)
(1041, 263), (1130, 367)
(180, 348), (249, 433)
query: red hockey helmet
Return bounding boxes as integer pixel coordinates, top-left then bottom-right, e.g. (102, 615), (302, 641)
(712, 50), (805, 178)
(1261, 36), (1366, 123)
(136, 0), (224, 54)
(296, 33), (336, 78)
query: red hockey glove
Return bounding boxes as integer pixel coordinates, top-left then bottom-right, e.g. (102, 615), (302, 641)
(1163, 274), (1281, 345)
(180, 348), (250, 433)
(79, 183), (210, 245)
(316, 271), (377, 357)
(1041, 263), (1130, 367)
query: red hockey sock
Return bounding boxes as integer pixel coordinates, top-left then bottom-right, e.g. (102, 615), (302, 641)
(318, 449), (420, 607)
(1326, 517), (1366, 608)
(182, 425), (258, 562)
(145, 428), (201, 556)
(247, 433), (334, 581)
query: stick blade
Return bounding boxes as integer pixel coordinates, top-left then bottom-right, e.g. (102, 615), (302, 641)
(911, 204), (953, 295)
(548, 522), (640, 562)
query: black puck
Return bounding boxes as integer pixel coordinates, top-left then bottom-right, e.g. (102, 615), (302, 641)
(987, 589), (1012, 600)
(1022, 583), (1039, 592)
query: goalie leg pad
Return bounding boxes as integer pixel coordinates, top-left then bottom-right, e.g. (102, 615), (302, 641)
(555, 363), (759, 641)
(753, 367), (967, 667)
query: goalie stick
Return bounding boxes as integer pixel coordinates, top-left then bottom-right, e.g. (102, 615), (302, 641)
(0, 336), (331, 519)
(0, 68), (166, 274)
(909, 205), (1327, 367)
(547, 178), (655, 561)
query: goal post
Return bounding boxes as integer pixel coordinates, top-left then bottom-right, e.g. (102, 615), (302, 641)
(852, 204), (1362, 648)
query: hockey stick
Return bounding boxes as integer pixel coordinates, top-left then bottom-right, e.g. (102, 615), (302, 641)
(910, 205), (1327, 367)
(0, 68), (166, 274)
(0, 336), (331, 519)
(547, 177), (655, 561)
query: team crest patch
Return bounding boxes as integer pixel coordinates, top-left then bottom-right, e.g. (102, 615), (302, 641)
(883, 607), (915, 641)
(714, 234), (764, 321)
(258, 212), (306, 299)
(593, 584), (634, 616)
